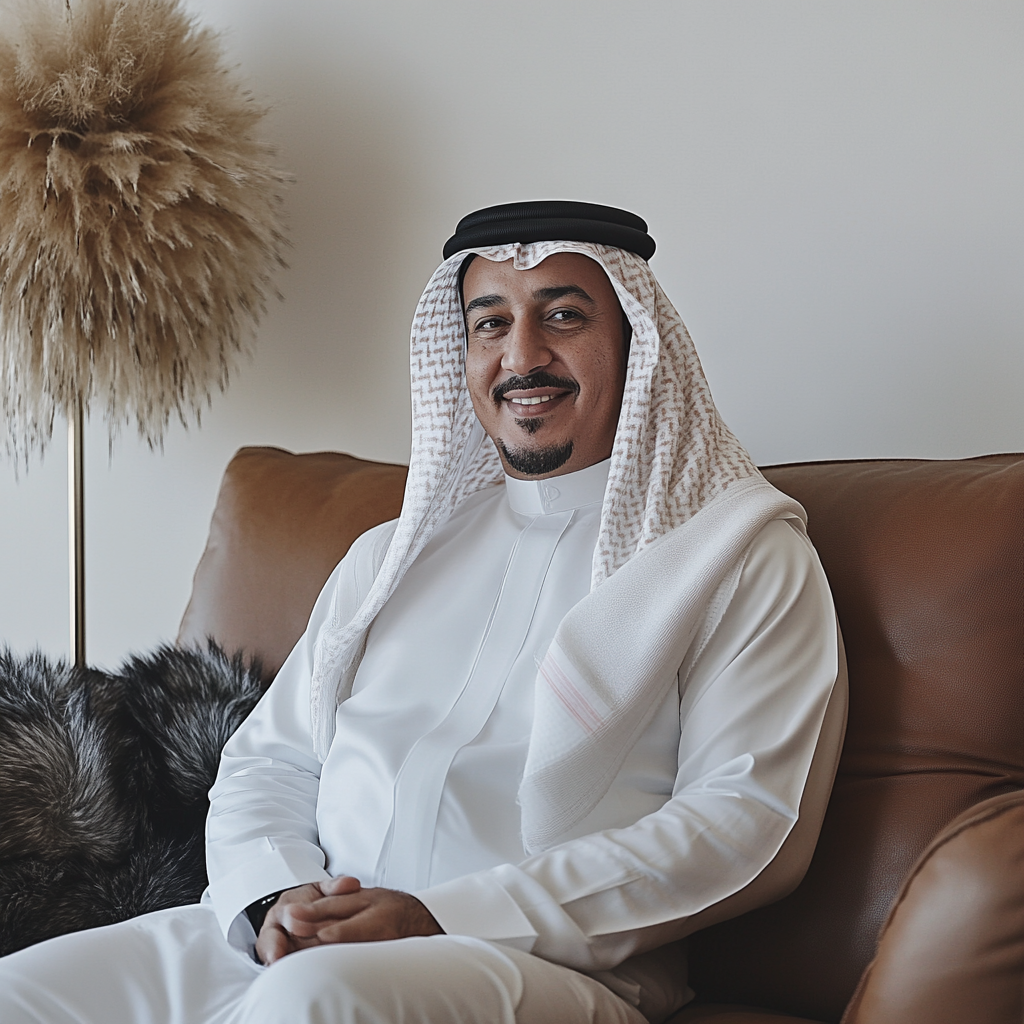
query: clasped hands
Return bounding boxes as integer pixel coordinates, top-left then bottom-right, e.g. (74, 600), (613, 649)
(256, 876), (444, 965)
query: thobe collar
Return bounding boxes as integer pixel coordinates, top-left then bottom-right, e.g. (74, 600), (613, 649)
(503, 458), (610, 516)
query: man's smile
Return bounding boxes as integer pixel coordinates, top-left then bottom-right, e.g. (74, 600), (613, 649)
(501, 388), (573, 418)
(491, 374), (579, 422)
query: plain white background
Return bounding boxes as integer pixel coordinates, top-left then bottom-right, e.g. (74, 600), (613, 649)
(1, 0), (1022, 667)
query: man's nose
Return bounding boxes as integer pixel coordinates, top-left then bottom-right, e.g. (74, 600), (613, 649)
(500, 321), (553, 376)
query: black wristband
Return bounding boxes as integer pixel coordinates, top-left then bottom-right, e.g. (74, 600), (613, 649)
(244, 890), (284, 936)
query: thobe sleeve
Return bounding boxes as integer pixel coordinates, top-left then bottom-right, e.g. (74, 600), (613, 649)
(204, 521), (396, 938)
(414, 520), (846, 972)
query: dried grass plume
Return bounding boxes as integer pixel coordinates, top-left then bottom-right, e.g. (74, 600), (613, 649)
(0, 0), (289, 461)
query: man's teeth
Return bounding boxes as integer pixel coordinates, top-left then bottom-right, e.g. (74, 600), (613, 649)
(508, 394), (556, 406)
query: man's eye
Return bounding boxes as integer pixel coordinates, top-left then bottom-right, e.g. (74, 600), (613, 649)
(474, 317), (505, 331)
(550, 309), (581, 323)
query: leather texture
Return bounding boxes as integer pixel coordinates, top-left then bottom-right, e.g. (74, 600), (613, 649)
(177, 446), (407, 678)
(841, 790), (1024, 1024)
(178, 449), (1024, 1023)
(667, 1006), (824, 1023)
(687, 455), (1024, 1022)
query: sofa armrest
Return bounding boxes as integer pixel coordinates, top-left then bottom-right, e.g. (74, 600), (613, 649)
(841, 790), (1024, 1024)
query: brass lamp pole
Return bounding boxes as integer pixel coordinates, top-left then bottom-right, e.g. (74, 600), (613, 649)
(68, 399), (85, 667)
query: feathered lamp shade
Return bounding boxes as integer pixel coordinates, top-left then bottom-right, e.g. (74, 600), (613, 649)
(0, 0), (288, 662)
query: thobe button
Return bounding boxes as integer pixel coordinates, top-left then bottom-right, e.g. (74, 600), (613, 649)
(542, 484), (560, 510)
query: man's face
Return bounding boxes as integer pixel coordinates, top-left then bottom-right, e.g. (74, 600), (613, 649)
(462, 252), (628, 479)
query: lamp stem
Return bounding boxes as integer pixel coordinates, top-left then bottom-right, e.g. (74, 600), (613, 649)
(68, 396), (86, 668)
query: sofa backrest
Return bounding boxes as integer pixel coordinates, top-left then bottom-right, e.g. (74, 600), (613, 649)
(177, 447), (407, 677)
(686, 455), (1024, 1022)
(178, 448), (1024, 1022)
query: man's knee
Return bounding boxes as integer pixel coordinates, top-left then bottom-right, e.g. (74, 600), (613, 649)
(241, 947), (356, 1023)
(239, 936), (522, 1024)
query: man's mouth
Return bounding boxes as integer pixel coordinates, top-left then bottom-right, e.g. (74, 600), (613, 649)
(492, 373), (579, 413)
(502, 388), (570, 415)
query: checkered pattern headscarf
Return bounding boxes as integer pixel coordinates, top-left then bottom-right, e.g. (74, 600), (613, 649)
(309, 240), (761, 760)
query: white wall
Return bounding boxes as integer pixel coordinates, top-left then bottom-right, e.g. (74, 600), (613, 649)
(2, 0), (1021, 668)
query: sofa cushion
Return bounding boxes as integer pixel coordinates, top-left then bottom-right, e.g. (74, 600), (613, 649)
(687, 455), (1024, 1022)
(177, 446), (407, 678)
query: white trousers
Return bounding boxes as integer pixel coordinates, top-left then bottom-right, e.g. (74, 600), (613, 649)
(0, 906), (646, 1024)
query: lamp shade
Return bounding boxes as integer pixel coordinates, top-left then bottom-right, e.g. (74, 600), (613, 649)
(0, 0), (288, 462)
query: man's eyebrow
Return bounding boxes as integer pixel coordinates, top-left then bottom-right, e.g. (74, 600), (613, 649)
(464, 294), (505, 316)
(464, 285), (598, 317)
(533, 285), (596, 306)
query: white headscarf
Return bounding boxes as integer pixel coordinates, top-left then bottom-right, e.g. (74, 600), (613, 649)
(311, 240), (805, 851)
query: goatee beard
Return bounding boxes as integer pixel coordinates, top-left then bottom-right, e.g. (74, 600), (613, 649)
(498, 439), (574, 477)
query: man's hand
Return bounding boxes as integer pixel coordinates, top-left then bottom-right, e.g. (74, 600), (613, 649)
(255, 876), (443, 965)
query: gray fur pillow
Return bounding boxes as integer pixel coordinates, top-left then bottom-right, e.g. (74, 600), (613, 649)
(0, 643), (265, 955)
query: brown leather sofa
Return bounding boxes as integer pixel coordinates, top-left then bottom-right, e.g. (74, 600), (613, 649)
(178, 448), (1024, 1024)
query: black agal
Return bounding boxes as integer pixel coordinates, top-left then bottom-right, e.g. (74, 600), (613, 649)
(443, 200), (656, 261)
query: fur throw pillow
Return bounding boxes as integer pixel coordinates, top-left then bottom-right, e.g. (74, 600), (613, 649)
(0, 642), (266, 956)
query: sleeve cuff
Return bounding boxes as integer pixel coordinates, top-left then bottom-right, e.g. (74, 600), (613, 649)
(414, 869), (539, 954)
(206, 836), (331, 937)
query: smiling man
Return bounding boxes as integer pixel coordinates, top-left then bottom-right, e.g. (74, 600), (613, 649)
(0, 202), (846, 1024)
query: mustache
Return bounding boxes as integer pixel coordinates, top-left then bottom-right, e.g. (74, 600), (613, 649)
(491, 372), (580, 404)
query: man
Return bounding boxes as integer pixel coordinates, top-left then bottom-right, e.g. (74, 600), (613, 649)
(0, 201), (846, 1024)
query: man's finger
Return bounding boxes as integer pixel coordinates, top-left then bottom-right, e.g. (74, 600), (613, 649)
(319, 875), (363, 897)
(314, 916), (386, 945)
(257, 924), (295, 965)
(280, 894), (370, 931)
(287, 893), (369, 920)
(313, 888), (443, 945)
(275, 882), (327, 908)
(264, 925), (323, 962)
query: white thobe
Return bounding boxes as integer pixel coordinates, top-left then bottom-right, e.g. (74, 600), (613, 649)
(205, 458), (844, 1021)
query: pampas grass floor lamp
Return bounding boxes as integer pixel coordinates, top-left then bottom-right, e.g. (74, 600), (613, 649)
(0, 0), (288, 665)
